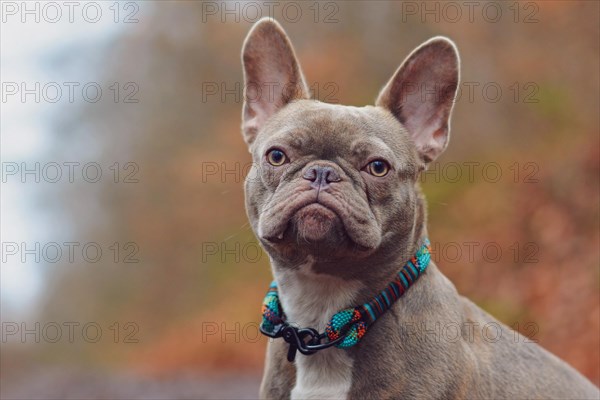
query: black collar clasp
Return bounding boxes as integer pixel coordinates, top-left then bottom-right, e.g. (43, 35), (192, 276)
(260, 323), (346, 362)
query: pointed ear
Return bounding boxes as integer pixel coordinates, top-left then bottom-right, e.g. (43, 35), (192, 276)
(376, 37), (460, 163)
(241, 18), (309, 149)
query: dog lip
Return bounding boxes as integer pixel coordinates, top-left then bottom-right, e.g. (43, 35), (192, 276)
(260, 222), (288, 242)
(298, 201), (333, 213)
(258, 189), (318, 242)
(261, 200), (336, 244)
(296, 201), (342, 225)
(259, 187), (380, 251)
(316, 192), (381, 251)
(295, 199), (379, 252)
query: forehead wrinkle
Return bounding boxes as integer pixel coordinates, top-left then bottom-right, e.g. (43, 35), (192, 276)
(286, 129), (308, 150)
(261, 128), (309, 153)
(351, 137), (395, 161)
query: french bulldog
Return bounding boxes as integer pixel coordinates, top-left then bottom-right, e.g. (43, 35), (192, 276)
(240, 18), (600, 400)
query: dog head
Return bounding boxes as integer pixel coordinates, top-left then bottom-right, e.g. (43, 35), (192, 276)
(241, 19), (459, 275)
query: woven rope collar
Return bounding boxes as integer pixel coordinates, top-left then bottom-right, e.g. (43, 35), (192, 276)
(260, 238), (431, 362)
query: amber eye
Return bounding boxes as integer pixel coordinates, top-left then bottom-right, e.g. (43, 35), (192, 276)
(367, 160), (390, 177)
(266, 149), (287, 166)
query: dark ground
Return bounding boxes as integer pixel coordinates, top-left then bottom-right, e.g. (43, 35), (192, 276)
(1, 369), (261, 400)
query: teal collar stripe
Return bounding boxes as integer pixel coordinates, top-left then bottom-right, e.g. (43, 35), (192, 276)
(260, 239), (432, 352)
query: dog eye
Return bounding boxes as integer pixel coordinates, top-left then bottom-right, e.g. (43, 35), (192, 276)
(367, 160), (390, 177)
(266, 149), (288, 166)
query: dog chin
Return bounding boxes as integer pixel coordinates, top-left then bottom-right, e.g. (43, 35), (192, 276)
(292, 203), (340, 243)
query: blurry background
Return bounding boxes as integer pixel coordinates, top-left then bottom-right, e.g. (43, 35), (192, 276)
(1, 1), (598, 398)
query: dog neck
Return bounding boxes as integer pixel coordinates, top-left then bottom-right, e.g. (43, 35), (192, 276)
(269, 230), (432, 400)
(272, 257), (364, 331)
(270, 234), (429, 332)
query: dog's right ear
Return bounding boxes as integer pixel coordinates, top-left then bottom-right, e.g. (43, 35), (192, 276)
(241, 18), (309, 149)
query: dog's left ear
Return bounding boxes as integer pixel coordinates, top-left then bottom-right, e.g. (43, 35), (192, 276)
(376, 37), (460, 163)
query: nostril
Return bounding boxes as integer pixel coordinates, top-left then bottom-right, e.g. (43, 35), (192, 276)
(323, 168), (340, 183)
(302, 165), (341, 186)
(302, 167), (318, 182)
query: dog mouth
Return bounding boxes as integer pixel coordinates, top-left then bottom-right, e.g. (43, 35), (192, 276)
(291, 203), (340, 242)
(258, 187), (381, 252)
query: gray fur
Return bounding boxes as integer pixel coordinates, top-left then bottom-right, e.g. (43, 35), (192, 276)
(241, 18), (600, 400)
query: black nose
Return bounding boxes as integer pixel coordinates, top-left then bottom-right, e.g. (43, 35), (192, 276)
(302, 165), (341, 189)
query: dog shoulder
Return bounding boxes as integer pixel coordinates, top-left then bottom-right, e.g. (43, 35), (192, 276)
(458, 296), (599, 398)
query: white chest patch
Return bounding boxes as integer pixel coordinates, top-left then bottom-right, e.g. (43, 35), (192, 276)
(274, 261), (364, 400)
